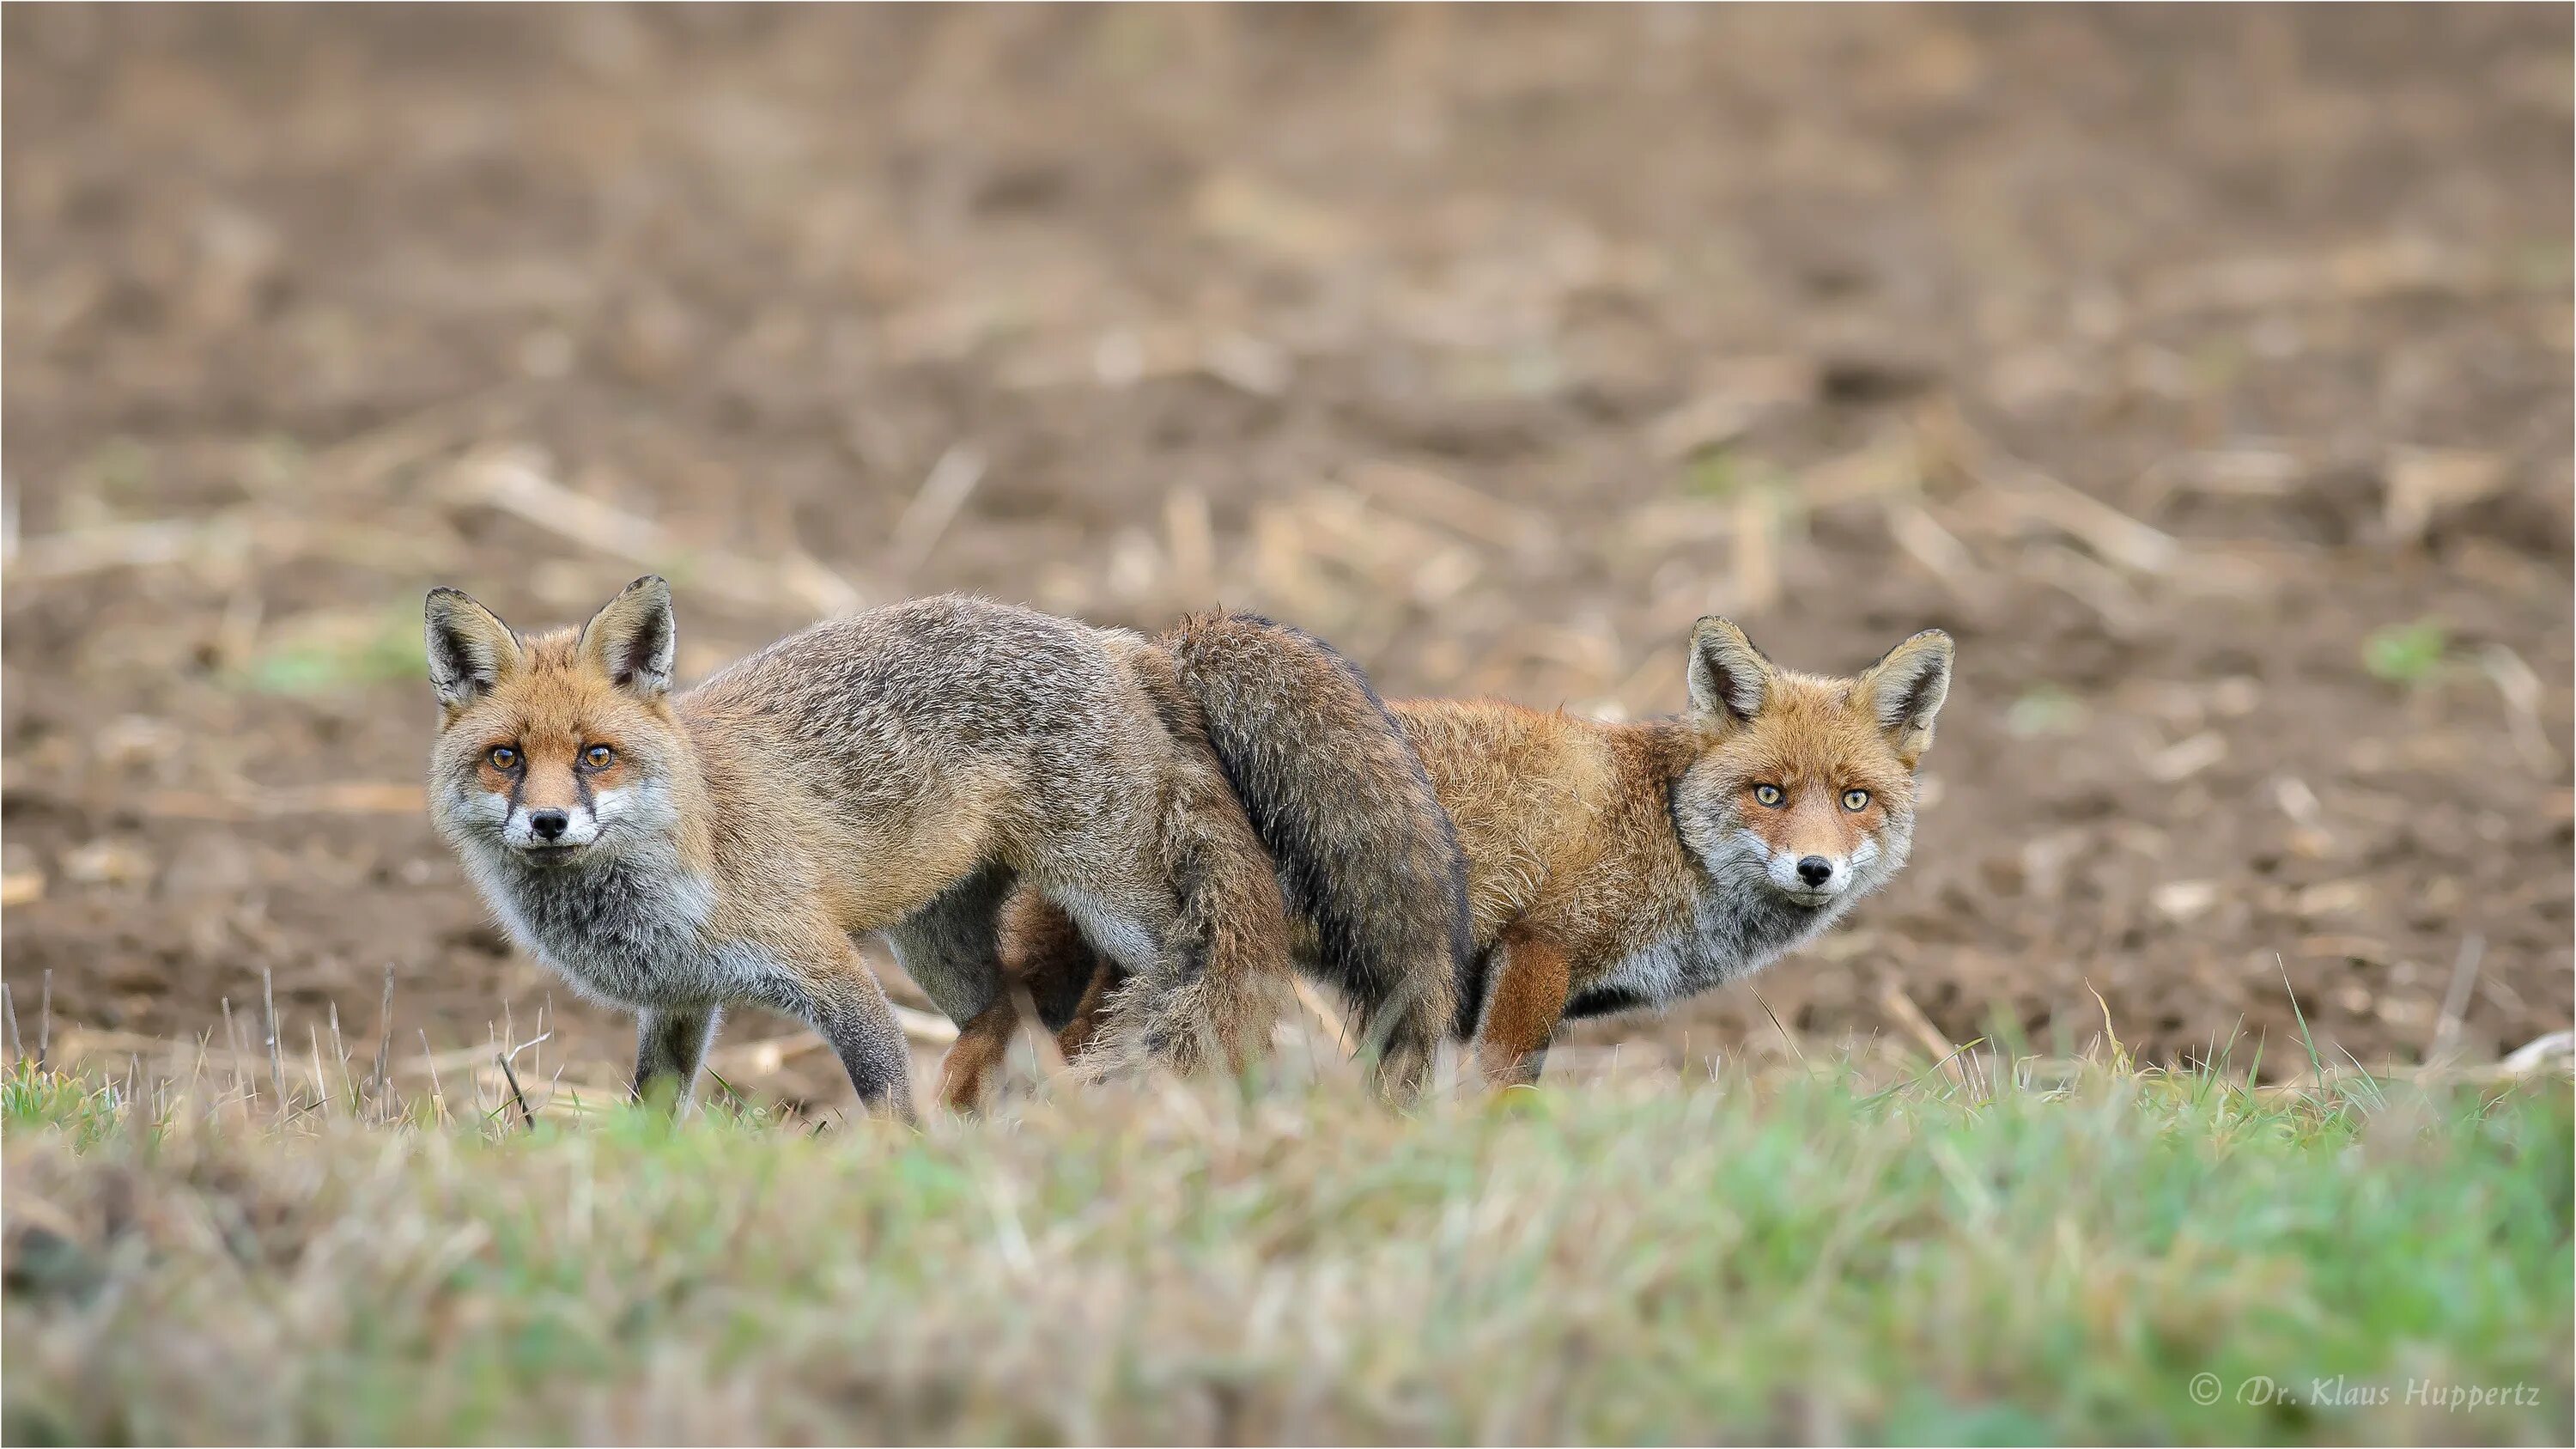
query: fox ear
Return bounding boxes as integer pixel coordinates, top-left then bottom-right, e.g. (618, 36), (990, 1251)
(1855, 630), (1953, 767)
(424, 588), (521, 709)
(579, 575), (677, 698)
(1686, 617), (1772, 726)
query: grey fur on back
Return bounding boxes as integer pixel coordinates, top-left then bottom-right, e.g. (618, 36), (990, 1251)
(694, 598), (1141, 796)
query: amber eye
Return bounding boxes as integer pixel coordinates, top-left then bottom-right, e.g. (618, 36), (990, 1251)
(1843, 788), (1870, 812)
(487, 746), (519, 771)
(582, 744), (616, 770)
(1753, 783), (1785, 807)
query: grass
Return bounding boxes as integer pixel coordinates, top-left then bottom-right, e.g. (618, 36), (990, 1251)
(2361, 618), (2449, 687)
(3, 1056), (2567, 1446)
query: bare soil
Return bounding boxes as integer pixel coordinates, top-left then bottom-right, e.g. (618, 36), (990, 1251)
(4, 6), (2568, 1105)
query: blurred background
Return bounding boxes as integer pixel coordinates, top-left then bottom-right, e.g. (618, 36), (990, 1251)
(3, 5), (2567, 1106)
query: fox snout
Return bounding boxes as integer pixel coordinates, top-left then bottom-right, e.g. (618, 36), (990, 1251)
(1759, 837), (1880, 903)
(507, 801), (601, 852)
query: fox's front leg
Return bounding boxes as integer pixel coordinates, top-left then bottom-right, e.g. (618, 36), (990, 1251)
(633, 1006), (722, 1111)
(766, 950), (920, 1127)
(811, 983), (922, 1126)
(1473, 927), (1571, 1089)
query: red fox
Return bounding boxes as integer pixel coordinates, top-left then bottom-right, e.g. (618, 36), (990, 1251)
(422, 579), (1465, 1117)
(985, 617), (1953, 1088)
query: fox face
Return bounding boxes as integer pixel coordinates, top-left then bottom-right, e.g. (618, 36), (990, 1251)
(1671, 618), (1953, 912)
(423, 576), (684, 870)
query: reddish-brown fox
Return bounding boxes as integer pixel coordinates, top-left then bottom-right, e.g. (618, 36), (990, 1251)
(988, 617), (1953, 1089)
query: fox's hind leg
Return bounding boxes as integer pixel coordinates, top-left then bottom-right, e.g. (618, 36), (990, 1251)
(938, 995), (1019, 1114)
(886, 863), (1021, 1111)
(1347, 978), (1451, 1103)
(1055, 952), (1127, 1059)
(884, 863), (1018, 1028)
(999, 886), (1126, 1062)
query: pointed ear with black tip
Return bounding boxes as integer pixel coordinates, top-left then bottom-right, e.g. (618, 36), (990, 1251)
(1854, 629), (1954, 768)
(1686, 617), (1773, 726)
(579, 575), (677, 698)
(425, 588), (522, 709)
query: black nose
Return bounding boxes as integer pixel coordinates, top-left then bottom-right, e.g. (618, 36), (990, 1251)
(1796, 855), (1834, 886)
(528, 809), (569, 842)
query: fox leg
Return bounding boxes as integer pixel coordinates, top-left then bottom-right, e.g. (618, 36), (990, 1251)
(937, 996), (1019, 1114)
(792, 964), (920, 1126)
(1055, 953), (1126, 1059)
(737, 930), (921, 1125)
(1472, 928), (1571, 1089)
(633, 1006), (721, 1109)
(886, 864), (1020, 1112)
(998, 887), (1123, 1064)
(1349, 974), (1452, 1103)
(939, 892), (1132, 1112)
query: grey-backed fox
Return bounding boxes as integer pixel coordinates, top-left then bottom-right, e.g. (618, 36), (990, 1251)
(987, 617), (1953, 1088)
(422, 580), (1465, 1117)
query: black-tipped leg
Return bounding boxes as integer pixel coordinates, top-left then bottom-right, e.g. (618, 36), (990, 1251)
(633, 1006), (721, 1111)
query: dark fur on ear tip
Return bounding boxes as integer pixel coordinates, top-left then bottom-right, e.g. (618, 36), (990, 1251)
(1686, 617), (1773, 722)
(423, 587), (520, 707)
(1693, 615), (1773, 662)
(580, 575), (677, 696)
(1872, 627), (1954, 666)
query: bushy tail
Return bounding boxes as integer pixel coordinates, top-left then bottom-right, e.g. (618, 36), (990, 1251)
(1161, 611), (1473, 1098)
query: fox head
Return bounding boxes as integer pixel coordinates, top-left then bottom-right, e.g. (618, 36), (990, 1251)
(1670, 617), (1953, 915)
(423, 575), (686, 870)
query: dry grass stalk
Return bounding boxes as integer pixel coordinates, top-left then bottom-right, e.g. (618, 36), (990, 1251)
(2476, 643), (2559, 774)
(329, 1002), (355, 1113)
(447, 449), (864, 618)
(1163, 486), (1217, 604)
(6, 516), (225, 584)
(1292, 980), (1352, 1050)
(1728, 484), (1782, 612)
(1346, 460), (1548, 552)
(370, 966), (396, 1111)
(1924, 406), (2179, 575)
(888, 442), (989, 575)
(2427, 935), (2485, 1066)
(495, 1051), (538, 1131)
(259, 966), (287, 1113)
(1882, 500), (1990, 608)
(2023, 545), (2151, 635)
(1880, 984), (1970, 1089)
(419, 1029), (448, 1123)
(139, 782), (426, 823)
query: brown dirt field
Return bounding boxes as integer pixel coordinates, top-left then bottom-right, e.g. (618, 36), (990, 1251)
(4, 6), (2569, 1108)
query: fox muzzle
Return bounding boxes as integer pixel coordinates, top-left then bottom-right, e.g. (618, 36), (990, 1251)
(506, 802), (600, 853)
